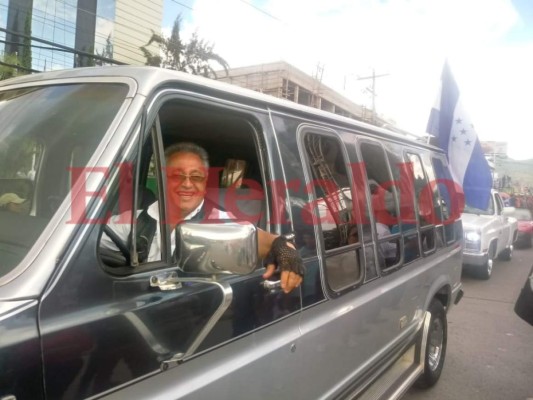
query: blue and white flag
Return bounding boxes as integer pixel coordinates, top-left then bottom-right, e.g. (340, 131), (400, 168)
(426, 61), (493, 210)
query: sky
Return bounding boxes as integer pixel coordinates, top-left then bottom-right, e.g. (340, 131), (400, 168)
(162, 0), (533, 160)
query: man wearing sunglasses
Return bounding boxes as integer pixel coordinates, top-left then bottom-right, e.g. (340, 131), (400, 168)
(102, 142), (304, 294)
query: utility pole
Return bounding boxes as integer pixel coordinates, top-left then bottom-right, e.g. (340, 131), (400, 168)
(312, 62), (324, 108)
(356, 68), (389, 124)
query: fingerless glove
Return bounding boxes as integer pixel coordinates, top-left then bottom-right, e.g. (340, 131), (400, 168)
(264, 236), (305, 276)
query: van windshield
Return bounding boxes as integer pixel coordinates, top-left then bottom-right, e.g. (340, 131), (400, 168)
(0, 82), (129, 279)
(463, 196), (494, 216)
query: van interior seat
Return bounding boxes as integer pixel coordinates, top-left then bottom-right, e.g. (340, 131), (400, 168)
(205, 186), (265, 227)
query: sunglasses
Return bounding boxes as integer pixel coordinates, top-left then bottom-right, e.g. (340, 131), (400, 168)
(171, 174), (207, 184)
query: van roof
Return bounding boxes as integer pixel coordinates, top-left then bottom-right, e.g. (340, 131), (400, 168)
(0, 65), (442, 152)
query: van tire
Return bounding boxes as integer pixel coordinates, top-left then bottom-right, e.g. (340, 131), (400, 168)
(478, 258), (493, 280)
(498, 246), (512, 261)
(416, 299), (447, 389)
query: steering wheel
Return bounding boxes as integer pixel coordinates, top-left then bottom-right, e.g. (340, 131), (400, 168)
(103, 225), (131, 265)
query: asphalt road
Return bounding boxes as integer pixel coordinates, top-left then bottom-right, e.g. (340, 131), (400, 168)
(404, 246), (533, 400)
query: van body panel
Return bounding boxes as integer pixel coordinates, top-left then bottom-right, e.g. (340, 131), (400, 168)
(0, 300), (43, 399)
(100, 314), (302, 400)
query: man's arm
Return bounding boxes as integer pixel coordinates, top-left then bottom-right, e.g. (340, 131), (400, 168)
(257, 229), (304, 294)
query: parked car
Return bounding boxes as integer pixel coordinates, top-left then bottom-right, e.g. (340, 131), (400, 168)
(502, 207), (533, 248)
(462, 190), (518, 279)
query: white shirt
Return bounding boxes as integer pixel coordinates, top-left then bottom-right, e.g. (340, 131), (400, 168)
(101, 200), (231, 262)
(376, 222), (397, 259)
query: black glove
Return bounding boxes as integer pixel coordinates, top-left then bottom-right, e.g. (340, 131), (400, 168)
(264, 236), (305, 277)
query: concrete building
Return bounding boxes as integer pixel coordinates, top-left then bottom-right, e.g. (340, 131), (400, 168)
(216, 61), (391, 126)
(1, 0), (162, 71)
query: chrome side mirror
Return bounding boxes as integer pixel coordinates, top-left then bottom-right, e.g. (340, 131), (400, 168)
(175, 220), (258, 275)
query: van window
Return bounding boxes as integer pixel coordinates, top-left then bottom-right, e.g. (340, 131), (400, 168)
(420, 153), (445, 248)
(303, 132), (362, 292)
(359, 141), (401, 270)
(406, 152), (436, 254)
(383, 144), (422, 265)
(98, 123), (164, 268)
(432, 156), (457, 245)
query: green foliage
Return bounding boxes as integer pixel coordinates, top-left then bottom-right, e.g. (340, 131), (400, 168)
(95, 35), (114, 66)
(21, 12), (32, 70)
(0, 53), (24, 80)
(140, 14), (229, 78)
(497, 158), (533, 189)
(0, 139), (39, 179)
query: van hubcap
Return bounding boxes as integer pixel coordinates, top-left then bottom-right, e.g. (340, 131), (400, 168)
(428, 318), (444, 371)
(486, 259), (493, 276)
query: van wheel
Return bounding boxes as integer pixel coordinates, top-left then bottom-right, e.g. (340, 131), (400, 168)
(416, 300), (447, 388)
(478, 258), (493, 280)
(498, 245), (513, 261)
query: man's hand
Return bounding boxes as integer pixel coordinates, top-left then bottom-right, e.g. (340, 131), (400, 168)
(262, 236), (304, 293)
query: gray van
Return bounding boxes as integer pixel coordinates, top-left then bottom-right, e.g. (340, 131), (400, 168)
(0, 67), (463, 400)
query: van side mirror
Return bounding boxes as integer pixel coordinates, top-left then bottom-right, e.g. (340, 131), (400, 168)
(175, 220), (258, 275)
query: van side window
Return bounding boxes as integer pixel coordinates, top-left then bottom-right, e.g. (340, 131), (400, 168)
(406, 153), (436, 254)
(97, 124), (163, 268)
(303, 133), (362, 292)
(383, 145), (420, 265)
(432, 156), (457, 245)
(359, 141), (401, 270)
(420, 154), (445, 248)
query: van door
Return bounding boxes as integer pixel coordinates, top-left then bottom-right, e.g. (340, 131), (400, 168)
(38, 94), (302, 399)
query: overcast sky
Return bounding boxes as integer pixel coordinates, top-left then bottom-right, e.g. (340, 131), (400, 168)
(163, 0), (533, 160)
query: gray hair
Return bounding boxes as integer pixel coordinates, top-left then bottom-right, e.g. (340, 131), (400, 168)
(164, 142), (209, 169)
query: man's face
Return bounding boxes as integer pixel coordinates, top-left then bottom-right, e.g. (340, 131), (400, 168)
(166, 151), (208, 219)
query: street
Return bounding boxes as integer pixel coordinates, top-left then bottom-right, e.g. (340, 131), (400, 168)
(404, 246), (533, 400)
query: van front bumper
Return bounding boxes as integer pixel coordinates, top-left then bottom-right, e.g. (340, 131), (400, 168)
(462, 250), (489, 267)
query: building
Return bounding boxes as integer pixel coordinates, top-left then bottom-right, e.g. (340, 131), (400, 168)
(216, 61), (387, 125)
(0, 0), (162, 71)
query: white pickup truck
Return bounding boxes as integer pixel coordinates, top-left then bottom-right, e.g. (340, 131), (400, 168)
(462, 190), (518, 279)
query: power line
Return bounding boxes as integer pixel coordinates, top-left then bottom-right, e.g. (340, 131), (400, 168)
(237, 0), (283, 22)
(170, 0), (195, 11)
(0, 60), (40, 73)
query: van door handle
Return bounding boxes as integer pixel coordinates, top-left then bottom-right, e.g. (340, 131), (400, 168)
(261, 279), (281, 293)
(150, 272), (181, 291)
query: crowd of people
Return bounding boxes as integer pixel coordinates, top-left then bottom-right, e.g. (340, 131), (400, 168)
(506, 193), (533, 213)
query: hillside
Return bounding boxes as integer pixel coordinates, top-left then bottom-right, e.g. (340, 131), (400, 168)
(496, 158), (533, 190)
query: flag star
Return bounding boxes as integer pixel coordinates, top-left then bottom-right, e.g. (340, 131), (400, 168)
(452, 136), (457, 142)
(465, 139), (472, 146)
(460, 129), (467, 135)
(455, 118), (462, 124)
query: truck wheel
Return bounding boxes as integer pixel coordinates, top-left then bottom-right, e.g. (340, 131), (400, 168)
(478, 258), (493, 280)
(498, 245), (513, 261)
(416, 299), (447, 388)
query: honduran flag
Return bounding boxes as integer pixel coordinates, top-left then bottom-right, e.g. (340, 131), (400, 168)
(426, 61), (493, 210)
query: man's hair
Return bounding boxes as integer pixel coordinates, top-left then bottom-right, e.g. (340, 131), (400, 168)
(164, 142), (209, 169)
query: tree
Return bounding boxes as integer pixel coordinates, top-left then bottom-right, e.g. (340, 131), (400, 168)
(0, 53), (24, 80)
(140, 15), (229, 78)
(95, 35), (114, 66)
(21, 12), (32, 71)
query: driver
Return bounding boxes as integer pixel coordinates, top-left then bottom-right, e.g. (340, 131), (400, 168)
(101, 142), (304, 293)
